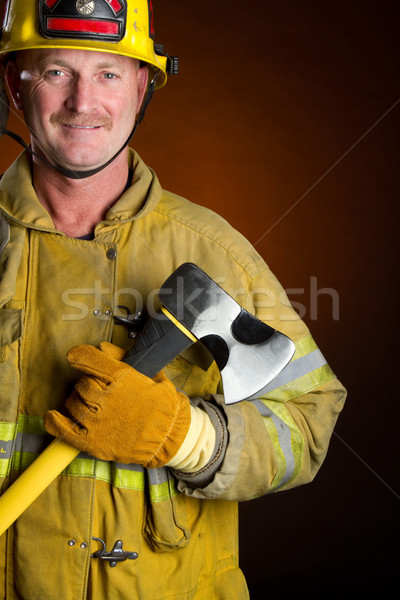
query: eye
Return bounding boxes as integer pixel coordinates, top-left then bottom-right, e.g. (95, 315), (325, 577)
(47, 70), (64, 77)
(102, 72), (118, 80)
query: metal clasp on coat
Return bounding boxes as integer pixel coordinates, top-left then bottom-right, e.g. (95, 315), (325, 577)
(91, 537), (138, 568)
(113, 308), (146, 339)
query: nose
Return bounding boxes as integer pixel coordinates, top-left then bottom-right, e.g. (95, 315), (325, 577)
(65, 75), (99, 113)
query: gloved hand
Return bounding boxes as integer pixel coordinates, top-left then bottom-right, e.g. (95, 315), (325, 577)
(44, 342), (191, 468)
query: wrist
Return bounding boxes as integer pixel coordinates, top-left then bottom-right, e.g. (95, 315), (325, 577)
(166, 404), (216, 472)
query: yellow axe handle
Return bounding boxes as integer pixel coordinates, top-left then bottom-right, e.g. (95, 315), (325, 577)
(0, 439), (79, 536)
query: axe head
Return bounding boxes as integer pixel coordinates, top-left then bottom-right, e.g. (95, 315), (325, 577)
(159, 263), (295, 404)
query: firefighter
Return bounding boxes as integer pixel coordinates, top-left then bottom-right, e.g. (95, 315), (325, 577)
(0, 1), (346, 598)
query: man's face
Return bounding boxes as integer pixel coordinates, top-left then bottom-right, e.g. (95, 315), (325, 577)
(7, 48), (148, 172)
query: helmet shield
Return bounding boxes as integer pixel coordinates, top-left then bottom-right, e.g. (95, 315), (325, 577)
(39, 1), (128, 43)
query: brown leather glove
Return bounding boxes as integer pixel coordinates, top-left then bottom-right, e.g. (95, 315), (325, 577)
(44, 343), (191, 468)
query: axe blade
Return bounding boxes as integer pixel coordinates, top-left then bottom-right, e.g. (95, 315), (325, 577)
(159, 263), (295, 404)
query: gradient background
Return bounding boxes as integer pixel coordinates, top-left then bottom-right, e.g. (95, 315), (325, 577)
(1, 1), (399, 598)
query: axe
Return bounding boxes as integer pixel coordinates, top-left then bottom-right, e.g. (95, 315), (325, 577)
(0, 263), (294, 535)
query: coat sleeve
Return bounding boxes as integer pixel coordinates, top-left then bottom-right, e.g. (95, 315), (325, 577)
(174, 265), (347, 501)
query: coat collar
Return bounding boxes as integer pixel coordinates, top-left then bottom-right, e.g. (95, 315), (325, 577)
(0, 149), (162, 233)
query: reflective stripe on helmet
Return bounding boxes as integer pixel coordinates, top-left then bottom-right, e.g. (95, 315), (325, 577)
(46, 17), (120, 37)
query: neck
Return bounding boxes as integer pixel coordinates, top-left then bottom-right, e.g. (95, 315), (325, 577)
(32, 150), (131, 238)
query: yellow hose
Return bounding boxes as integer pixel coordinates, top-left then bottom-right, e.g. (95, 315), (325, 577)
(0, 439), (80, 536)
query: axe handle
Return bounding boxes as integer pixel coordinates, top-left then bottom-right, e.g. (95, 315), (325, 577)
(0, 440), (80, 537)
(124, 308), (196, 375)
(0, 309), (197, 537)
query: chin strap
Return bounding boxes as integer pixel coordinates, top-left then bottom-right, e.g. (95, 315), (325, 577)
(0, 73), (159, 180)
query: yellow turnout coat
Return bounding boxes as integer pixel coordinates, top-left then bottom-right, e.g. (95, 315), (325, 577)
(0, 150), (346, 599)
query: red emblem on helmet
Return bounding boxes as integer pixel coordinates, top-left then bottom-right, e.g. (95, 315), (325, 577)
(39, 0), (127, 42)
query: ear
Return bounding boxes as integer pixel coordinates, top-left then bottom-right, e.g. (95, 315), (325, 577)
(136, 65), (149, 115)
(5, 60), (23, 111)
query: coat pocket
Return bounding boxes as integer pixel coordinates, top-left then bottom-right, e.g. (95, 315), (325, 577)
(0, 307), (22, 348)
(143, 467), (191, 553)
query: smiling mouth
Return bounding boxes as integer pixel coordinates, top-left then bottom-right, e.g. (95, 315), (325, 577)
(64, 124), (102, 129)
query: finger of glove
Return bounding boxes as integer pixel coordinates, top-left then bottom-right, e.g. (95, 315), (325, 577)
(44, 409), (86, 442)
(67, 344), (127, 384)
(152, 371), (178, 396)
(99, 342), (127, 361)
(64, 388), (101, 425)
(153, 371), (168, 384)
(44, 410), (110, 460)
(44, 410), (96, 456)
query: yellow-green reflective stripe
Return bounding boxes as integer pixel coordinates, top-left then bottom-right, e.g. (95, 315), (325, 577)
(292, 334), (318, 360)
(0, 422), (17, 440)
(252, 400), (303, 491)
(259, 334), (335, 401)
(111, 469), (146, 492)
(11, 451), (37, 472)
(0, 462), (9, 477)
(271, 403), (303, 489)
(94, 461), (146, 492)
(9, 417), (182, 499)
(0, 423), (17, 477)
(149, 478), (179, 503)
(17, 415), (45, 436)
(10, 450), (179, 498)
(262, 414), (287, 491)
(63, 456), (96, 478)
(262, 364), (334, 402)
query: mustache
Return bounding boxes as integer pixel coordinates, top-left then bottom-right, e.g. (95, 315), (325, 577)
(50, 112), (112, 130)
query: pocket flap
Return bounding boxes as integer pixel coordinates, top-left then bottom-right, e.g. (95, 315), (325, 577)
(0, 308), (22, 346)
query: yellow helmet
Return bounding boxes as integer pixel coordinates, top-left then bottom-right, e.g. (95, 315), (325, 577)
(0, 0), (177, 88)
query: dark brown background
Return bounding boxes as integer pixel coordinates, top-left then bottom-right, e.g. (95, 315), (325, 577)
(1, 1), (399, 598)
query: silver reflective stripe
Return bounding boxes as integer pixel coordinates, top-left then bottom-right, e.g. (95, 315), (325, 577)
(252, 399), (295, 488)
(14, 432), (48, 454)
(2, 421), (175, 494)
(7, 431), (170, 476)
(0, 214), (10, 258)
(0, 439), (14, 460)
(148, 466), (170, 486)
(114, 461), (144, 473)
(261, 349), (327, 394)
